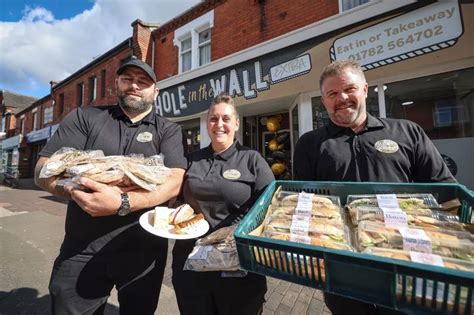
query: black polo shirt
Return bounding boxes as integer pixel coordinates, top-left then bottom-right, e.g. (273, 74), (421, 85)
(40, 105), (187, 253)
(293, 114), (454, 183)
(182, 141), (274, 230)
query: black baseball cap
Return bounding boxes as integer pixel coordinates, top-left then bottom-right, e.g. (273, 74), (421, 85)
(117, 56), (156, 82)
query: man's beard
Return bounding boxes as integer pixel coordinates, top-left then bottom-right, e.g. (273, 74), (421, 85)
(118, 93), (153, 114)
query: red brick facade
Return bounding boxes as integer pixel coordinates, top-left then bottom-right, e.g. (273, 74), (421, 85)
(9, 41), (135, 178)
(7, 0), (341, 178)
(16, 96), (52, 137)
(0, 91), (36, 138)
(154, 32), (179, 81)
(15, 95), (52, 177)
(153, 0), (338, 80)
(212, 0), (337, 60)
(52, 43), (132, 123)
(132, 20), (160, 63)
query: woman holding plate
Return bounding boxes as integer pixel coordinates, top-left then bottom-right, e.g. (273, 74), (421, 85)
(172, 93), (274, 315)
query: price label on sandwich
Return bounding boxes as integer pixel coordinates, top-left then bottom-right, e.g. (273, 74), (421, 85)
(290, 215), (310, 235)
(376, 194), (400, 208)
(295, 192), (314, 216)
(381, 207), (408, 228)
(290, 234), (312, 244)
(398, 227), (432, 253)
(409, 251), (444, 267)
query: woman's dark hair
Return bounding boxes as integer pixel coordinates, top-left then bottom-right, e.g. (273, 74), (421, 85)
(209, 92), (238, 118)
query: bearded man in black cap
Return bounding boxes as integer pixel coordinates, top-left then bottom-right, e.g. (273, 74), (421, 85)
(35, 57), (187, 314)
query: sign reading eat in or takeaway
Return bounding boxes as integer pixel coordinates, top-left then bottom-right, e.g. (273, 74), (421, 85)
(330, 0), (463, 70)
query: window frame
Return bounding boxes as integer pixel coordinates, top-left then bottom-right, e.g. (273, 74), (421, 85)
(0, 116), (5, 133)
(180, 36), (192, 72)
(101, 69), (106, 98)
(77, 82), (84, 107)
(20, 115), (25, 134)
(197, 27), (211, 67)
(43, 106), (53, 125)
(174, 10), (214, 73)
(338, 0), (371, 13)
(76, 82), (85, 107)
(89, 76), (97, 103)
(32, 108), (38, 131)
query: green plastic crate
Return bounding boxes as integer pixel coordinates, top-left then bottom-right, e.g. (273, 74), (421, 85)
(234, 181), (474, 315)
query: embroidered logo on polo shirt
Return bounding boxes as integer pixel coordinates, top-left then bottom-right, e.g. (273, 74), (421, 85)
(375, 139), (399, 153)
(136, 132), (153, 143)
(223, 169), (241, 180)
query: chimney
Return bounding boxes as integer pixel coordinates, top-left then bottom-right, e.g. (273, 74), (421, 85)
(50, 81), (58, 93)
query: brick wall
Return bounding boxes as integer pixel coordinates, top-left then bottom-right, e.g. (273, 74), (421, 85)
(155, 33), (179, 81)
(213, 0), (337, 59)
(13, 44), (131, 136)
(154, 0), (338, 80)
(16, 96), (52, 136)
(132, 20), (159, 63)
(51, 48), (131, 124)
(2, 108), (16, 138)
(16, 96), (52, 178)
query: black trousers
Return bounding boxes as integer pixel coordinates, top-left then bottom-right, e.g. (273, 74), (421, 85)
(172, 239), (266, 315)
(324, 293), (406, 315)
(49, 238), (168, 315)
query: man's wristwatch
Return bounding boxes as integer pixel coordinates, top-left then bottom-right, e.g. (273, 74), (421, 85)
(117, 193), (131, 216)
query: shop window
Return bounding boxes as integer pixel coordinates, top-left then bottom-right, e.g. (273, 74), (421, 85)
(101, 69), (106, 98)
(77, 83), (84, 106)
(180, 118), (201, 154)
(366, 85), (379, 117)
(384, 68), (473, 140)
(311, 97), (330, 130)
(174, 10), (214, 73)
(339, 0), (370, 12)
(43, 107), (53, 124)
(0, 151), (6, 173)
(243, 113), (292, 180)
(89, 76), (97, 103)
(243, 116), (259, 151)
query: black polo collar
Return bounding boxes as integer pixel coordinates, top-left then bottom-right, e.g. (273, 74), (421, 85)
(111, 104), (156, 125)
(207, 141), (239, 161)
(327, 113), (384, 136)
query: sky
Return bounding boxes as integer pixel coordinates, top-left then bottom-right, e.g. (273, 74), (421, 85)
(0, 0), (201, 99)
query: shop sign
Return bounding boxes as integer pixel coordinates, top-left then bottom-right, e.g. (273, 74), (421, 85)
(26, 126), (51, 143)
(330, 0), (463, 70)
(1, 134), (22, 150)
(156, 52), (312, 118)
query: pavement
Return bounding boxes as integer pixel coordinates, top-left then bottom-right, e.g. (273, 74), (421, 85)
(0, 179), (331, 315)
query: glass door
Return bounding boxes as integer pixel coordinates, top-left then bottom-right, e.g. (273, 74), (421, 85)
(243, 112), (292, 179)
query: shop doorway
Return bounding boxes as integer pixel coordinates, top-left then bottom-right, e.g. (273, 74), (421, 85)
(181, 118), (201, 154)
(243, 112), (292, 179)
(29, 143), (45, 178)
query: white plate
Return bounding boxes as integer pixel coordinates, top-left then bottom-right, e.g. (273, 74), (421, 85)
(139, 208), (210, 240)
